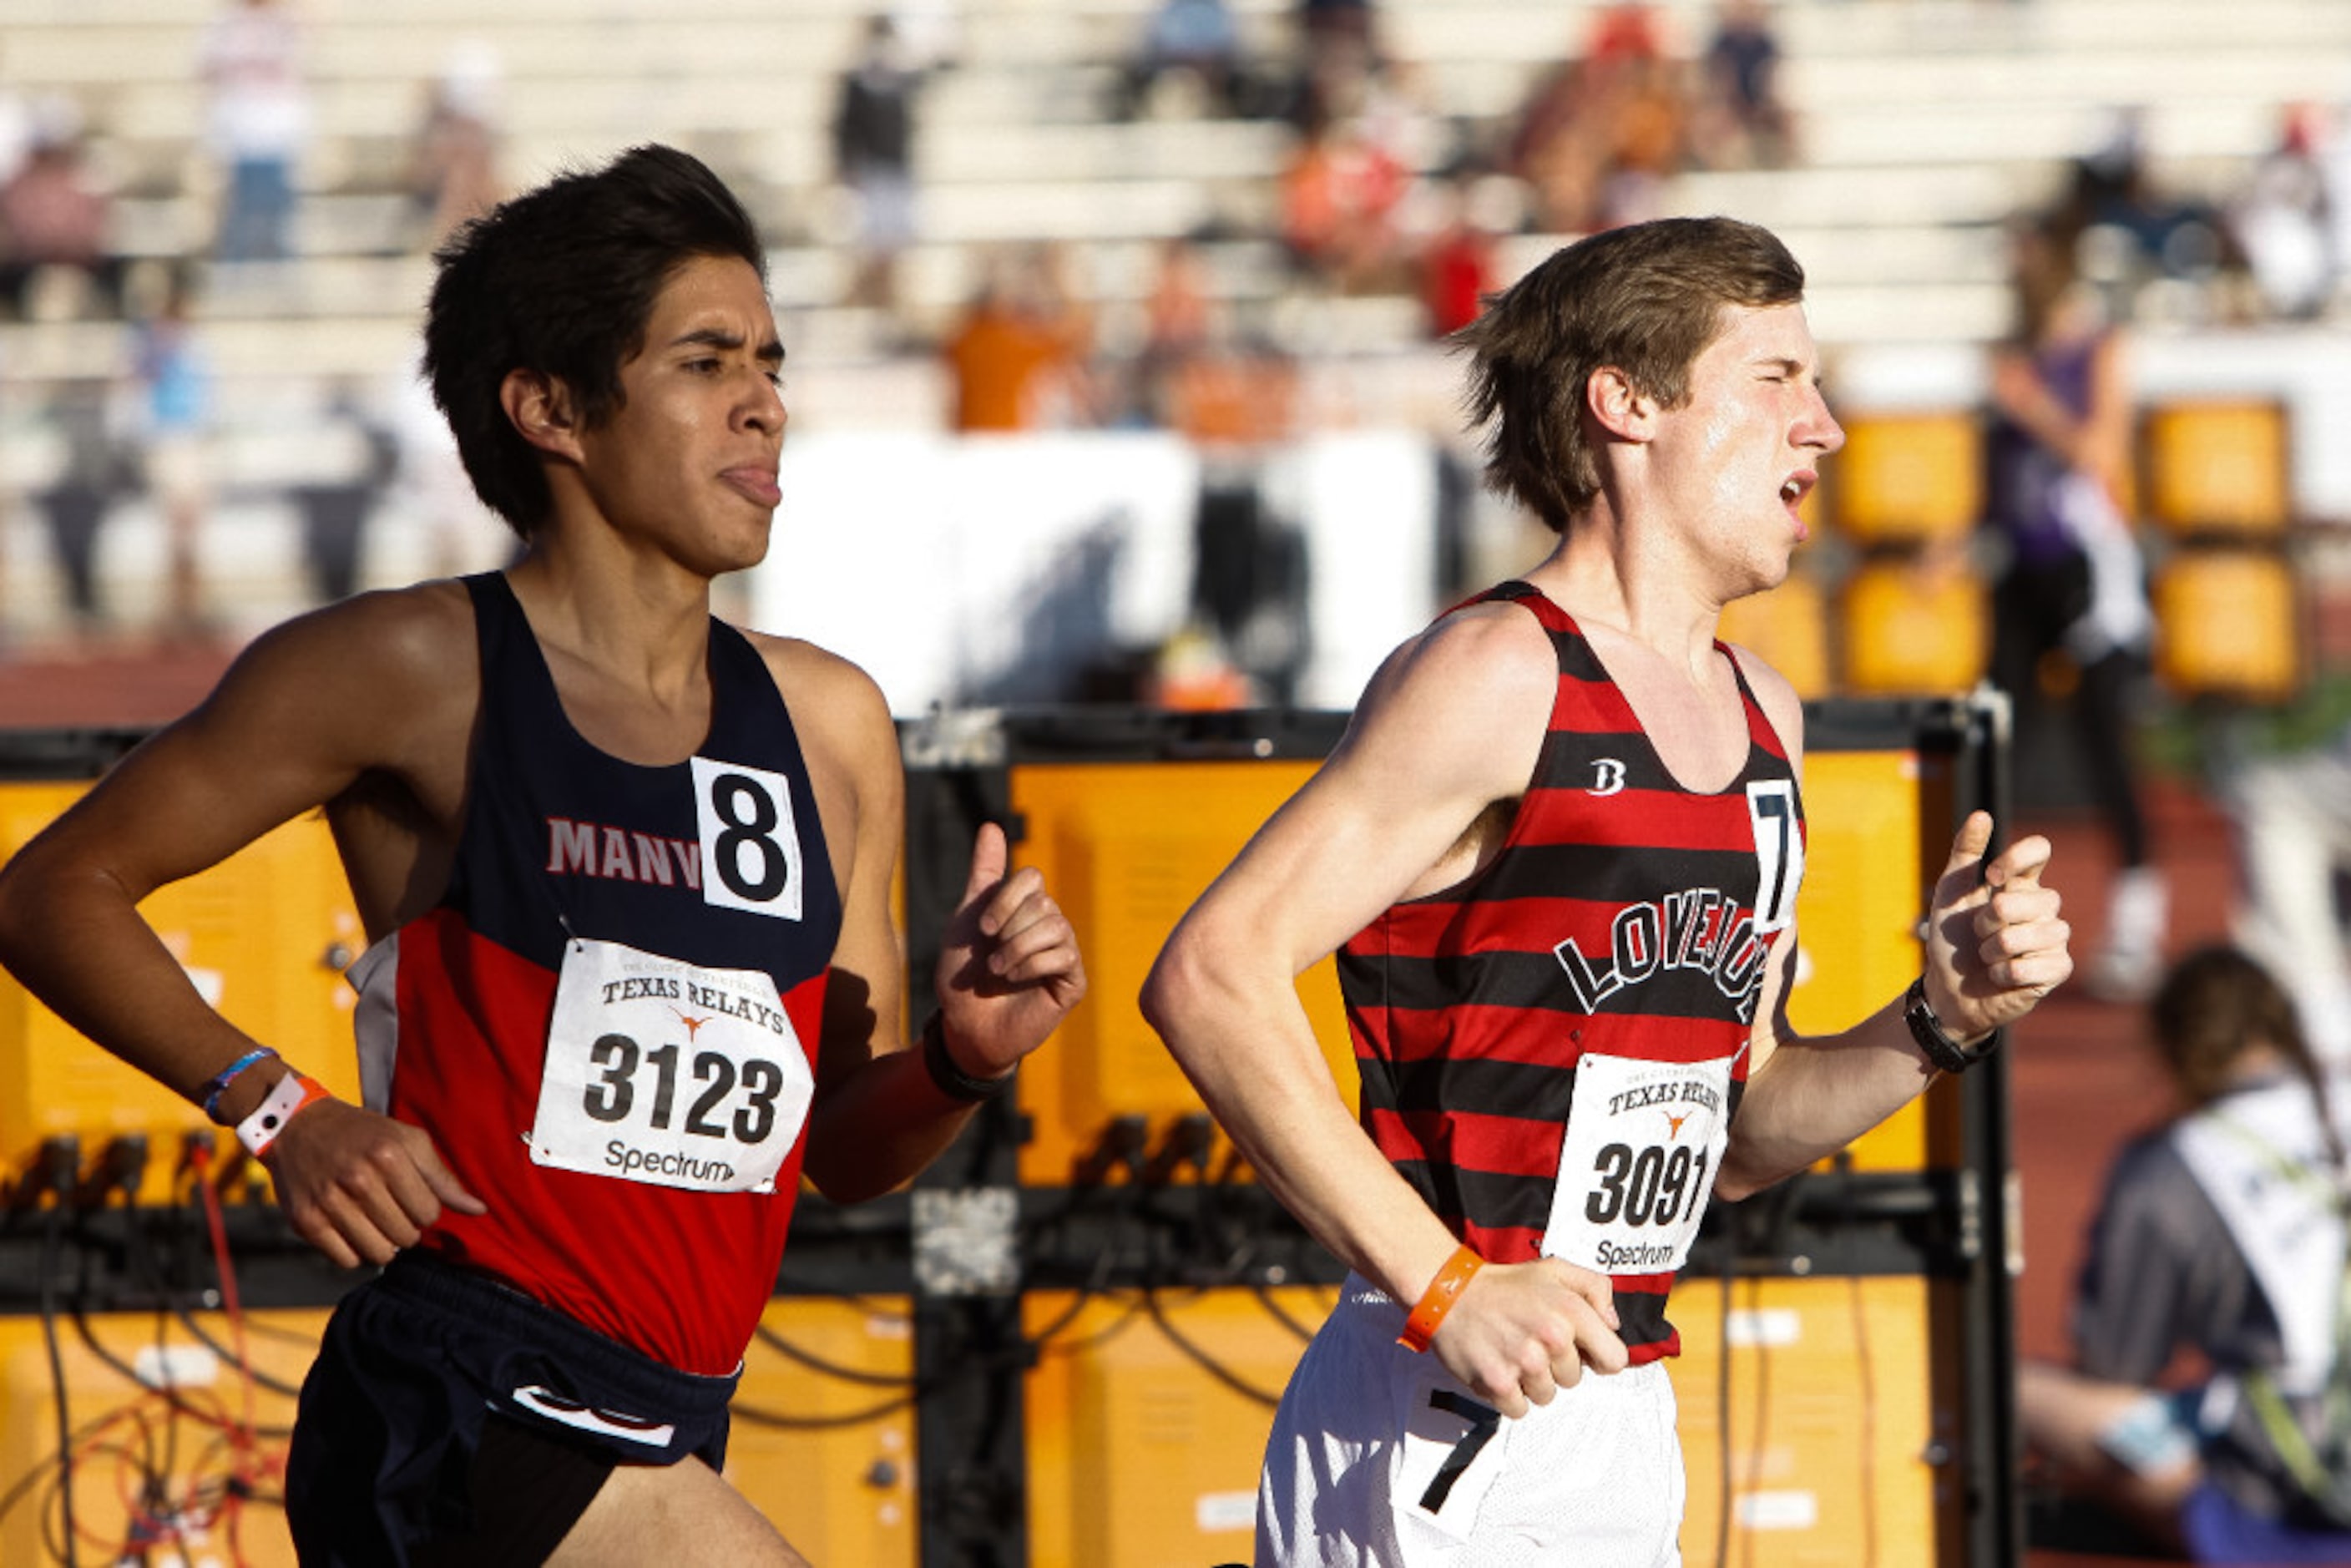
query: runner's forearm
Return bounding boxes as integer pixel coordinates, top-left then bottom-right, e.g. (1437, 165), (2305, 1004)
(1718, 996), (1935, 1196)
(0, 851), (270, 1108)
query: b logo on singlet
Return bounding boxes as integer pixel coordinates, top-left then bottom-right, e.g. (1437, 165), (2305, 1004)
(690, 757), (804, 922)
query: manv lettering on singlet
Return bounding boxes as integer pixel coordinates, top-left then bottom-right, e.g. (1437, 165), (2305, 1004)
(1552, 890), (1771, 1020)
(546, 817), (704, 891)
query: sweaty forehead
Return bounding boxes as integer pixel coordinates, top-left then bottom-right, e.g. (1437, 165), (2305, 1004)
(639, 255), (783, 357)
(1701, 301), (1818, 368)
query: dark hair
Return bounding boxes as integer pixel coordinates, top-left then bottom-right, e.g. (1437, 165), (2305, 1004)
(2151, 945), (2305, 1105)
(2152, 944), (2346, 1178)
(422, 144), (767, 536)
(1454, 216), (1806, 533)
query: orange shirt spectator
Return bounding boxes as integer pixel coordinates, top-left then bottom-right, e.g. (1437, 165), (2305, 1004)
(1280, 117), (1408, 289)
(943, 287), (1077, 432)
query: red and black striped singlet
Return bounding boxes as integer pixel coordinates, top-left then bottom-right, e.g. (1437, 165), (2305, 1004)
(1337, 580), (1805, 1363)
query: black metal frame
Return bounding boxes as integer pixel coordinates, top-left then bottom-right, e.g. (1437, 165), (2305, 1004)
(0, 698), (2018, 1566)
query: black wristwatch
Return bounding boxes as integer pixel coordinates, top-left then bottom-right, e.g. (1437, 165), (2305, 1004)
(1903, 978), (1998, 1074)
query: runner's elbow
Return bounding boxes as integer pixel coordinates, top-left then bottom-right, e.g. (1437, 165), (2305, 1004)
(1137, 934), (1188, 1037)
(0, 846), (70, 968)
(1711, 1144), (1777, 1204)
(1139, 921), (1231, 1050)
(799, 1139), (908, 1206)
(1713, 1170), (1763, 1204)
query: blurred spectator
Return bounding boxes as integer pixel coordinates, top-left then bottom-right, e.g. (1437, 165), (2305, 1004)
(1299, 0), (1373, 55)
(1984, 216), (2164, 1000)
(832, 15), (924, 311)
(1120, 0), (1246, 120)
(1589, 10), (1689, 229)
(390, 355), (503, 578)
(2325, 99), (2351, 311)
(1418, 170), (1502, 337)
(294, 378), (401, 603)
(0, 105), (122, 320)
(2228, 104), (2336, 321)
(1507, 5), (1693, 233)
(32, 379), (124, 634)
(2059, 108), (2232, 308)
(1164, 340), (1298, 450)
(1145, 235), (1216, 363)
(1279, 112), (1409, 291)
(889, 0), (963, 71)
(1690, 0), (1795, 170)
(2022, 946), (2351, 1564)
(1290, 0), (1384, 130)
(2219, 705), (2351, 1072)
(941, 248), (1093, 432)
(1147, 622), (1256, 711)
(405, 42), (505, 253)
(1120, 235), (1221, 427)
(1584, 1), (1665, 68)
(129, 271), (215, 636)
(200, 0), (310, 264)
(1191, 466), (1309, 702)
(1297, 0), (1377, 78)
(1508, 56), (1607, 233)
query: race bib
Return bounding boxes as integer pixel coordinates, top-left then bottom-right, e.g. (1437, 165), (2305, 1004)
(528, 938), (813, 1194)
(1540, 1052), (1732, 1275)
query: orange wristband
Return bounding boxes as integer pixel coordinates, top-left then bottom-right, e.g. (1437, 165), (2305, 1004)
(1398, 1244), (1483, 1353)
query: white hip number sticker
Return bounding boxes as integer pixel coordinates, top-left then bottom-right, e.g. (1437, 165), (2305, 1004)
(1540, 1051), (1732, 1275)
(530, 938), (812, 1194)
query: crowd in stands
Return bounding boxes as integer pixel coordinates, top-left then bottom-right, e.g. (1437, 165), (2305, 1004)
(1, 1), (2349, 657)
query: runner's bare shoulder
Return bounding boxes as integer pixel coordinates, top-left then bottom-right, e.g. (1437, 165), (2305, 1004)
(741, 632), (895, 765)
(181, 579), (483, 781)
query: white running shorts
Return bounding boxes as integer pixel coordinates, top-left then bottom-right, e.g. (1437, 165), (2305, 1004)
(1257, 1276), (1686, 1568)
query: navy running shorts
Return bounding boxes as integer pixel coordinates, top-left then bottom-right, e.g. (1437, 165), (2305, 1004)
(285, 1248), (741, 1567)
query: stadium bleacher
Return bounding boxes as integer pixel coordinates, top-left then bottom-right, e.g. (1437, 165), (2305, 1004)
(0, 0), (2345, 638)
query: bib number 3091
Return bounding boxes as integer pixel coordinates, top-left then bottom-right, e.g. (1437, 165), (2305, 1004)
(1541, 1051), (1731, 1275)
(1584, 1141), (1710, 1228)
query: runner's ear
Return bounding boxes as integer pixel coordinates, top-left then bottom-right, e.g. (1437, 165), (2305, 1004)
(502, 369), (584, 462)
(1587, 365), (1656, 442)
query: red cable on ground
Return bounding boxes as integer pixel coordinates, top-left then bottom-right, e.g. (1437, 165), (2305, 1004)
(191, 1140), (269, 1568)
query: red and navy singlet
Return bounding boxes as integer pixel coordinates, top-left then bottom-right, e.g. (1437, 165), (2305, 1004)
(1337, 580), (1805, 1363)
(347, 573), (843, 1377)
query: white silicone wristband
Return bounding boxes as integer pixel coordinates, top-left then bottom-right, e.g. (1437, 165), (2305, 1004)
(235, 1069), (328, 1158)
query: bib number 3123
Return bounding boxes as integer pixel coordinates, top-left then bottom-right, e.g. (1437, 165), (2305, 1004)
(529, 938), (812, 1194)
